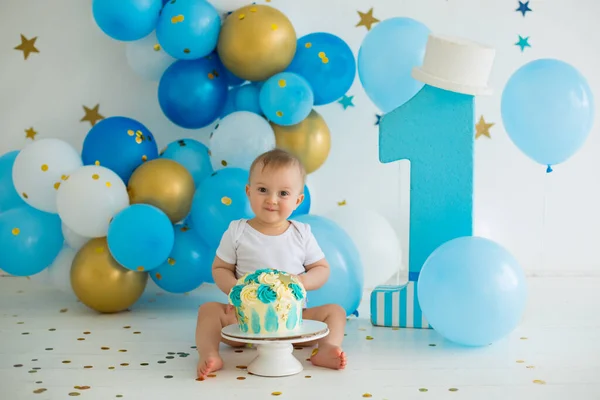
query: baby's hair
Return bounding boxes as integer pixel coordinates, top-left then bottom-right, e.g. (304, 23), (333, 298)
(249, 148), (306, 188)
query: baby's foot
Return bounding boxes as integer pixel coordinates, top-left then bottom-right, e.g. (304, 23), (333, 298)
(197, 353), (223, 379)
(310, 344), (347, 370)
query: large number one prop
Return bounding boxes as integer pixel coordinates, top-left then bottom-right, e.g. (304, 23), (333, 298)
(370, 35), (495, 329)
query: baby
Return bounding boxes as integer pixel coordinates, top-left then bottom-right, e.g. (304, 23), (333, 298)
(195, 148), (347, 379)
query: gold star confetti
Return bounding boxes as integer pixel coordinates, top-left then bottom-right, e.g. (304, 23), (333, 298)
(356, 8), (380, 31)
(475, 115), (494, 139)
(25, 127), (37, 140)
(337, 200), (347, 206)
(81, 104), (105, 126)
(14, 34), (39, 60)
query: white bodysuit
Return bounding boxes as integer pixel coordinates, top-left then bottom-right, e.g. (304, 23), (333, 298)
(215, 219), (325, 279)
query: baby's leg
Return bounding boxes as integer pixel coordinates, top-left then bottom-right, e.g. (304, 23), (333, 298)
(195, 302), (241, 379)
(302, 304), (347, 370)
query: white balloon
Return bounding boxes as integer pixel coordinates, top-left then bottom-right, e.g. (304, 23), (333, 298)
(12, 138), (83, 213)
(56, 165), (129, 238)
(46, 245), (77, 295)
(209, 111), (275, 171)
(126, 30), (176, 81)
(61, 222), (90, 251)
(324, 206), (402, 289)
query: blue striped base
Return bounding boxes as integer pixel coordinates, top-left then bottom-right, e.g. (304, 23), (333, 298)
(370, 281), (432, 329)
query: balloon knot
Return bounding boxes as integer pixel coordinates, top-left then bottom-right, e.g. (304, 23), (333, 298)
(546, 165), (553, 173)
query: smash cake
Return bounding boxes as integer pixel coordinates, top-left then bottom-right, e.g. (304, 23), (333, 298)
(228, 268), (306, 334)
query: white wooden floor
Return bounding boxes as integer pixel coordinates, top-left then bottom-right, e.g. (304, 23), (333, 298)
(1, 276), (599, 400)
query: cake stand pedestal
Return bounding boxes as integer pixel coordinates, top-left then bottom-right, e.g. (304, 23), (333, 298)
(221, 320), (329, 377)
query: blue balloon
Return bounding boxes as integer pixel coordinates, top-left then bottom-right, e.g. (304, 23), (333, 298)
(286, 32), (356, 105)
(235, 83), (263, 115)
(0, 151), (26, 213)
(158, 57), (228, 129)
(150, 225), (213, 293)
(291, 214), (363, 316)
(358, 17), (430, 113)
(156, 0), (221, 60)
(190, 168), (254, 248)
(259, 72), (314, 126)
(220, 86), (240, 118)
(107, 204), (175, 272)
(290, 184), (311, 218)
(82, 116), (159, 184)
(0, 205), (63, 276)
(92, 0), (162, 41)
(160, 138), (214, 187)
(501, 59), (594, 169)
(418, 236), (527, 347)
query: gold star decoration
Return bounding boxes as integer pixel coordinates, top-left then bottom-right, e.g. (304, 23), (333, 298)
(475, 115), (494, 139)
(356, 8), (380, 31)
(80, 104), (105, 126)
(25, 127), (37, 140)
(14, 34), (39, 60)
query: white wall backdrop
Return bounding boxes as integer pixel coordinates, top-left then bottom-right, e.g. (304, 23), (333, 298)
(1, 0), (599, 280)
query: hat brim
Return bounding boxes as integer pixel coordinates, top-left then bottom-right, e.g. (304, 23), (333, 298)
(412, 67), (493, 96)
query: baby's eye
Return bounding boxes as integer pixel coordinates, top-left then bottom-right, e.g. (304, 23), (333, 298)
(258, 187), (267, 193)
(280, 191), (289, 197)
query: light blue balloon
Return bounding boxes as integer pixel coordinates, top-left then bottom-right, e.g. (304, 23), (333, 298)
(501, 59), (594, 169)
(259, 72), (314, 126)
(290, 184), (311, 218)
(221, 86), (240, 118)
(107, 204), (175, 272)
(358, 17), (430, 113)
(0, 205), (63, 276)
(190, 168), (254, 248)
(417, 236), (527, 347)
(0, 151), (26, 213)
(92, 0), (162, 41)
(150, 225), (213, 293)
(156, 0), (221, 59)
(235, 83), (263, 115)
(160, 138), (214, 187)
(291, 214), (363, 316)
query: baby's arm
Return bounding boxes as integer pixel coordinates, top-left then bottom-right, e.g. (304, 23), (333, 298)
(299, 258), (330, 291)
(212, 256), (238, 295)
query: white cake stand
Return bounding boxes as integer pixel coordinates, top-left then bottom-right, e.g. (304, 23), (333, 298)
(221, 320), (329, 377)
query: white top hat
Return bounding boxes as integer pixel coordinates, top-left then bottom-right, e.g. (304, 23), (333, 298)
(412, 34), (496, 96)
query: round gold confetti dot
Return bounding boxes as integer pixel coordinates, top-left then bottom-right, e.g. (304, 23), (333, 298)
(92, 174), (99, 180)
(236, 365), (247, 369)
(153, 44), (161, 51)
(322, 57), (329, 64)
(116, 395), (123, 398)
(49, 328), (56, 331)
(305, 42), (312, 48)
(127, 130), (135, 136)
(137, 266), (145, 272)
(167, 258), (176, 265)
(272, 393), (282, 397)
(221, 196), (232, 206)
(533, 379), (546, 385)
(366, 336), (374, 340)
(84, 366), (93, 369)
(14, 364), (23, 367)
(238, 13), (245, 19)
(428, 343), (437, 346)
(22, 192), (28, 199)
(278, 79), (286, 88)
(363, 394), (373, 398)
(120, 363), (129, 366)
(12, 228), (20, 236)
(62, 360), (71, 364)
(271, 23), (278, 30)
(33, 388), (47, 394)
(77, 338), (85, 341)
(45, 348), (53, 351)
(318, 51), (326, 58)
(165, 375), (173, 379)
(305, 375), (311, 379)
(449, 388), (459, 392)
(221, 159), (228, 166)
(418, 388), (428, 392)
(108, 366), (115, 369)
(237, 376), (246, 380)
(68, 392), (80, 397)
(171, 14), (184, 23)
(119, 349), (127, 353)
(54, 182), (61, 190)
(105, 181), (111, 188)
(520, 337), (528, 340)
(208, 72), (215, 80)
(123, 326), (131, 329)
(133, 331), (141, 334)
(41, 164), (48, 172)
(155, 273), (162, 280)
(276, 111), (283, 117)
(17, 321), (24, 324)
(135, 137), (142, 144)
(516, 360), (525, 363)
(140, 363), (149, 366)
(526, 365), (535, 369)
(101, 347), (110, 350)
(95, 160), (100, 166)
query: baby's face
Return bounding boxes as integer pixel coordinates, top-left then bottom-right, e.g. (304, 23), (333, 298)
(246, 165), (304, 226)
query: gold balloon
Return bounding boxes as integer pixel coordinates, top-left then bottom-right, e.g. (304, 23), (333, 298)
(127, 158), (194, 223)
(271, 109), (331, 174)
(217, 4), (297, 81)
(71, 238), (148, 313)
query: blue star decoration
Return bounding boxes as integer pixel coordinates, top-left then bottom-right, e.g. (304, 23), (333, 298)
(375, 114), (382, 125)
(515, 35), (531, 52)
(516, 1), (532, 16)
(338, 94), (355, 110)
